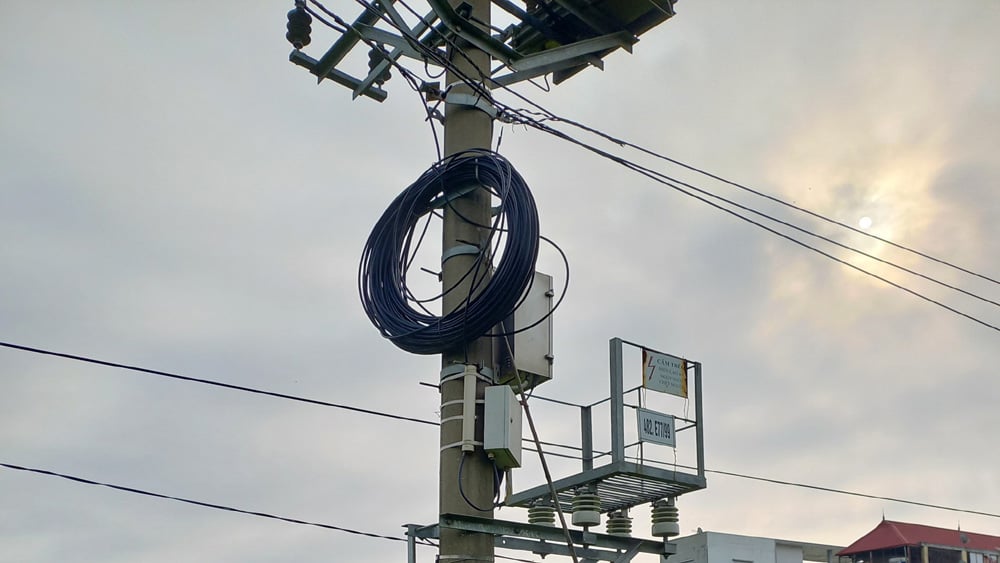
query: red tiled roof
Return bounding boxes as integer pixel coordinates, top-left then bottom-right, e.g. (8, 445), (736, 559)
(838, 521), (1000, 556)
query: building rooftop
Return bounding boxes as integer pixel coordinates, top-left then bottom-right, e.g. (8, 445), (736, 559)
(838, 520), (1000, 556)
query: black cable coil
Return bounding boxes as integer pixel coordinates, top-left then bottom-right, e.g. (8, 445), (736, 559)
(359, 150), (539, 355)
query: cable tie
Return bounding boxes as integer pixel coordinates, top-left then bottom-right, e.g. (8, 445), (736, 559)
(441, 399), (485, 409)
(440, 440), (482, 452)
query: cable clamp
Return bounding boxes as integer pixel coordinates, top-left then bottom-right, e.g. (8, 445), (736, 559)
(444, 91), (498, 119)
(440, 440), (483, 452)
(440, 364), (494, 384)
(441, 244), (481, 264)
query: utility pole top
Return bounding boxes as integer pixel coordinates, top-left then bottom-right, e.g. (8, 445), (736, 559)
(287, 0), (679, 101)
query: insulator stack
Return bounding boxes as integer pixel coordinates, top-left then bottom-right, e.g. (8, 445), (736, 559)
(527, 502), (556, 526)
(285, 3), (312, 49)
(367, 47), (392, 84)
(605, 510), (632, 536)
(651, 498), (680, 537)
(570, 490), (601, 527)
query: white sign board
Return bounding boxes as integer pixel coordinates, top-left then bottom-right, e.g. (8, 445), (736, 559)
(637, 408), (676, 447)
(642, 349), (688, 398)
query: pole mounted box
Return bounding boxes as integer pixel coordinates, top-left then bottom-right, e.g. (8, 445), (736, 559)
(484, 385), (522, 469)
(496, 271), (553, 392)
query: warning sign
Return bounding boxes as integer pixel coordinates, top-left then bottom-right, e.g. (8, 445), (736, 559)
(642, 349), (687, 398)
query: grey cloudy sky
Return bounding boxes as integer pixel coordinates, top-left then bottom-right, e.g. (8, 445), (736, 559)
(1, 2), (998, 562)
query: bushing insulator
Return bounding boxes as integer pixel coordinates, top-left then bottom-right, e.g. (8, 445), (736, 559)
(606, 510), (632, 537)
(367, 48), (392, 84)
(528, 502), (556, 526)
(571, 491), (601, 527)
(651, 498), (680, 537)
(286, 6), (312, 49)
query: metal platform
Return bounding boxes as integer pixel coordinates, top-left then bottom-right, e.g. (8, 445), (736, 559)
(507, 460), (706, 514)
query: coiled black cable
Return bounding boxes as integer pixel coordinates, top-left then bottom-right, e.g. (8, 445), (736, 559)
(359, 150), (539, 355)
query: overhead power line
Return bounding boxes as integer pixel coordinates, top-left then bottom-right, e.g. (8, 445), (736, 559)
(4, 339), (997, 522)
(541, 113), (1000, 288)
(0, 341), (439, 427)
(704, 467), (1000, 520)
(0, 462), (423, 543)
(514, 119), (1000, 333)
(2, 461), (543, 562)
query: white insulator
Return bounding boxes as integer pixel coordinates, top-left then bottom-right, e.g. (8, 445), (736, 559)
(651, 498), (680, 538)
(606, 510), (632, 537)
(528, 502), (556, 526)
(571, 491), (601, 527)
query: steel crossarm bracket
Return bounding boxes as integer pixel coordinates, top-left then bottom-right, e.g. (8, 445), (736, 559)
(289, 51), (388, 101)
(313, 3), (385, 84)
(497, 536), (639, 561)
(509, 31), (636, 72)
(490, 31), (636, 87)
(440, 513), (669, 558)
(353, 4), (445, 99)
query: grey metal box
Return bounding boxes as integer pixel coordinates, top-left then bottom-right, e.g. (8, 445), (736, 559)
(496, 271), (553, 391)
(484, 385), (522, 469)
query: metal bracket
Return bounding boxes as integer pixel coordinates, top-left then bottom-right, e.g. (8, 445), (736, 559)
(442, 244), (482, 264)
(405, 514), (675, 562)
(444, 91), (499, 119)
(440, 363), (494, 384)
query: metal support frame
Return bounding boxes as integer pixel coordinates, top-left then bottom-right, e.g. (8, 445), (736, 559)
(610, 337), (626, 463)
(406, 514), (677, 562)
(290, 0), (678, 99)
(507, 336), (706, 514)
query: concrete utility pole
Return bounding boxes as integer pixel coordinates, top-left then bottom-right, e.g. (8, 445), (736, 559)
(439, 1), (495, 562)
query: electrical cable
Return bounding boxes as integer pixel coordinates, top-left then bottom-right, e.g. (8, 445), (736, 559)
(0, 462), (434, 544)
(508, 116), (1000, 309)
(502, 118), (1000, 333)
(355, 4), (1000, 330)
(0, 341), (439, 427)
(637, 459), (1000, 520)
(457, 451), (502, 512)
(5, 340), (997, 521)
(359, 150), (540, 354)
(537, 111), (1000, 288)
(499, 334), (580, 563)
(535, 120), (1000, 308)
(438, 22), (1000, 289)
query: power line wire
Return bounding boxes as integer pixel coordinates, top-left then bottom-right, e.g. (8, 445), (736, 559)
(2, 461), (543, 562)
(5, 340), (997, 521)
(704, 467), (1000, 520)
(0, 462), (427, 544)
(527, 119), (1000, 308)
(509, 118), (1000, 333)
(541, 112), (1000, 288)
(0, 341), (439, 427)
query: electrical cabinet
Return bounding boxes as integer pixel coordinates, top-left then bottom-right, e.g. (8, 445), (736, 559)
(484, 385), (522, 469)
(496, 271), (553, 391)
